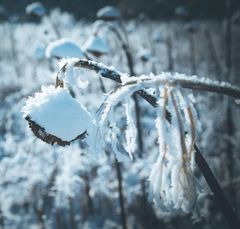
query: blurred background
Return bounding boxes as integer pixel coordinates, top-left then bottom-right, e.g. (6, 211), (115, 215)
(1, 0), (240, 19)
(0, 0), (239, 229)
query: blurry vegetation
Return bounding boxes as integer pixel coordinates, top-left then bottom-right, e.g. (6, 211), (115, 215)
(0, 0), (240, 229)
(0, 0), (240, 20)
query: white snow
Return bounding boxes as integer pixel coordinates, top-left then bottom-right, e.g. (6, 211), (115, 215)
(25, 2), (46, 17)
(83, 36), (110, 55)
(96, 6), (120, 20)
(117, 72), (240, 98)
(45, 38), (85, 59)
(21, 86), (94, 142)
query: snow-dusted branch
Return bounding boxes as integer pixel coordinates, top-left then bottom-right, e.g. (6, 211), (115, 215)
(59, 59), (240, 100)
(59, 59), (122, 83)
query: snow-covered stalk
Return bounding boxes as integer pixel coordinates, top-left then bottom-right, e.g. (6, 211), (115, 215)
(94, 21), (144, 158)
(95, 63), (128, 229)
(150, 87), (197, 213)
(58, 59), (240, 100)
(124, 98), (137, 159)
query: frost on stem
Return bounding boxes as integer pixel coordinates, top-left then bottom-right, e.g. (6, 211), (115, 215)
(95, 78), (199, 212)
(93, 82), (142, 160)
(123, 97), (137, 159)
(58, 59), (240, 100)
(149, 86), (198, 213)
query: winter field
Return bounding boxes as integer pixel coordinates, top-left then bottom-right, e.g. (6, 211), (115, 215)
(0, 7), (240, 229)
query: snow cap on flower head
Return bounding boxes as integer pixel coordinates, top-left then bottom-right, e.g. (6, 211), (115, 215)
(83, 35), (110, 57)
(22, 86), (94, 146)
(45, 38), (85, 59)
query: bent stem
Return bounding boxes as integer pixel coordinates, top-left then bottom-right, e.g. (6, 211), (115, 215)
(59, 59), (240, 228)
(94, 22), (144, 157)
(59, 59), (240, 100)
(97, 80), (127, 229)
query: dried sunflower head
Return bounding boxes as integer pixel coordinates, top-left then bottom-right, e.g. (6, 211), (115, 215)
(22, 85), (94, 146)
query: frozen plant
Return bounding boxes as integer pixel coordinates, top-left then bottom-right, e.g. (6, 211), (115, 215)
(21, 58), (240, 218)
(21, 84), (95, 146)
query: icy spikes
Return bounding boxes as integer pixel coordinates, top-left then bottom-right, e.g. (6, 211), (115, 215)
(22, 86), (94, 146)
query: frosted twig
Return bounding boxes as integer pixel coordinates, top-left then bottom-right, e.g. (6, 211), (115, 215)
(59, 59), (240, 100)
